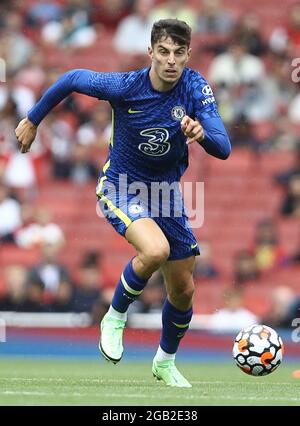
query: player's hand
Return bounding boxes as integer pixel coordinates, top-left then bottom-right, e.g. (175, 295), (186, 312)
(181, 115), (204, 145)
(15, 117), (38, 154)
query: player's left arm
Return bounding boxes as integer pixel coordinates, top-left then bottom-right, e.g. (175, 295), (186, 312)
(181, 114), (231, 160)
(186, 75), (231, 160)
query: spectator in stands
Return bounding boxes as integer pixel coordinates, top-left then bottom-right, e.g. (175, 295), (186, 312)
(27, 242), (71, 299)
(113, 0), (154, 55)
(194, 241), (219, 280)
(231, 13), (265, 57)
(0, 265), (27, 311)
(253, 218), (287, 271)
(236, 81), (276, 124)
(0, 1), (10, 29)
(48, 280), (74, 312)
(293, 239), (300, 263)
(266, 53), (296, 120)
(0, 264), (46, 312)
(0, 180), (22, 243)
(208, 38), (267, 125)
(90, 0), (131, 31)
(208, 39), (265, 88)
(2, 148), (39, 194)
(196, 0), (233, 35)
(66, 142), (99, 184)
(0, 92), (42, 193)
(275, 146), (300, 186)
(285, 295), (300, 327)
(0, 95), (18, 155)
(15, 207), (65, 249)
(270, 3), (300, 56)
(0, 11), (33, 74)
(25, 0), (63, 27)
(288, 89), (300, 123)
(234, 250), (260, 286)
(45, 110), (76, 179)
(261, 286), (295, 329)
(208, 288), (258, 332)
(23, 277), (46, 312)
(42, 4), (96, 48)
(269, 117), (300, 151)
(71, 251), (109, 323)
(76, 102), (112, 150)
(151, 0), (197, 30)
(281, 173), (300, 217)
(14, 49), (47, 99)
(229, 114), (260, 150)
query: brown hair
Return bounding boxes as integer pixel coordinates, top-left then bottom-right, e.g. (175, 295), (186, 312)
(151, 19), (192, 47)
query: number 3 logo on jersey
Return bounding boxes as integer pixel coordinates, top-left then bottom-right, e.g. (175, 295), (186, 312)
(139, 128), (170, 156)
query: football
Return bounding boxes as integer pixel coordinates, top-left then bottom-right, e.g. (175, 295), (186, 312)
(232, 324), (284, 376)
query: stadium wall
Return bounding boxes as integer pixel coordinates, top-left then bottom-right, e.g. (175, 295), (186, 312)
(1, 327), (299, 362)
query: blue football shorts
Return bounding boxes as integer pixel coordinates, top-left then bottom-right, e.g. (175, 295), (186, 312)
(96, 178), (200, 261)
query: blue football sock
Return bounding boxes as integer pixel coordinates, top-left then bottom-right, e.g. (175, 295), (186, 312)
(160, 298), (193, 354)
(111, 259), (148, 313)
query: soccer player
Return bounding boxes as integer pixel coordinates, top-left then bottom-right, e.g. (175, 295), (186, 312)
(15, 19), (231, 388)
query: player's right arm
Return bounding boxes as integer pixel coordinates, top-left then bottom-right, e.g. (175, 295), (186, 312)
(15, 69), (128, 153)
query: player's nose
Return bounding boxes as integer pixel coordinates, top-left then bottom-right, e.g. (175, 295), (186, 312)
(167, 53), (175, 65)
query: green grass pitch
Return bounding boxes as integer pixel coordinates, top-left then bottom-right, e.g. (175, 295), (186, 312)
(0, 358), (300, 406)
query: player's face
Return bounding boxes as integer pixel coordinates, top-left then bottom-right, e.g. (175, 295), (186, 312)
(148, 37), (191, 91)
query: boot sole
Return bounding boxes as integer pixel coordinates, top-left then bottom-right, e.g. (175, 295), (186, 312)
(98, 340), (123, 364)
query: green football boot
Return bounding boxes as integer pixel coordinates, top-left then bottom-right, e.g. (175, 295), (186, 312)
(99, 314), (126, 364)
(152, 359), (192, 388)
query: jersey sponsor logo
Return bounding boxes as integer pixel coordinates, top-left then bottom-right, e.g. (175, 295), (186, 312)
(128, 108), (143, 114)
(202, 96), (215, 106)
(139, 128), (170, 156)
(171, 105), (186, 121)
(202, 84), (213, 96)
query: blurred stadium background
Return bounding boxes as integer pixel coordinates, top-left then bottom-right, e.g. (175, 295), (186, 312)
(1, 0), (300, 405)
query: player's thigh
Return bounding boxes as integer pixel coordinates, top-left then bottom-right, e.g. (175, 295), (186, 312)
(161, 256), (195, 296)
(125, 217), (170, 260)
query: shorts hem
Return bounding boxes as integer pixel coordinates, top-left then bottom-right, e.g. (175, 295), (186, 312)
(168, 249), (200, 261)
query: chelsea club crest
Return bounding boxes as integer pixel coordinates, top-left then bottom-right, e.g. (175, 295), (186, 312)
(171, 106), (186, 121)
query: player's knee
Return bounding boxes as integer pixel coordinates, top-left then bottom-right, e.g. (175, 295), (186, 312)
(142, 242), (170, 267)
(169, 282), (194, 307)
(182, 285), (195, 303)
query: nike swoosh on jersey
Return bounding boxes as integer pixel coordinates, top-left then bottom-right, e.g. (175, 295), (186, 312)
(128, 108), (143, 114)
(191, 243), (198, 249)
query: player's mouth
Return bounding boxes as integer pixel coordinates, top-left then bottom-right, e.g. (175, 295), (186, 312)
(165, 69), (177, 76)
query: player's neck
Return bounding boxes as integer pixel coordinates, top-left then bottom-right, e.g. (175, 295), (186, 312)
(149, 67), (178, 92)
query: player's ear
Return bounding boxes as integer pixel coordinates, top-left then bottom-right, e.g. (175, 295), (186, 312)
(148, 46), (153, 60)
(187, 47), (192, 62)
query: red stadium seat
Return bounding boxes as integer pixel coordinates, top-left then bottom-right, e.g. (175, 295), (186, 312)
(0, 246), (40, 268)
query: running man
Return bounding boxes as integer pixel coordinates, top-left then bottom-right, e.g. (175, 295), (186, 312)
(15, 19), (231, 387)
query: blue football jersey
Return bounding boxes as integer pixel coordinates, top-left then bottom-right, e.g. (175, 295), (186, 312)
(87, 67), (221, 184)
(28, 66), (230, 186)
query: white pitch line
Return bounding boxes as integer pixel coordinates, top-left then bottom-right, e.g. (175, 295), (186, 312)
(1, 378), (299, 387)
(3, 391), (53, 396)
(103, 392), (300, 402)
(1, 390), (300, 402)
(0, 378), (149, 383)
